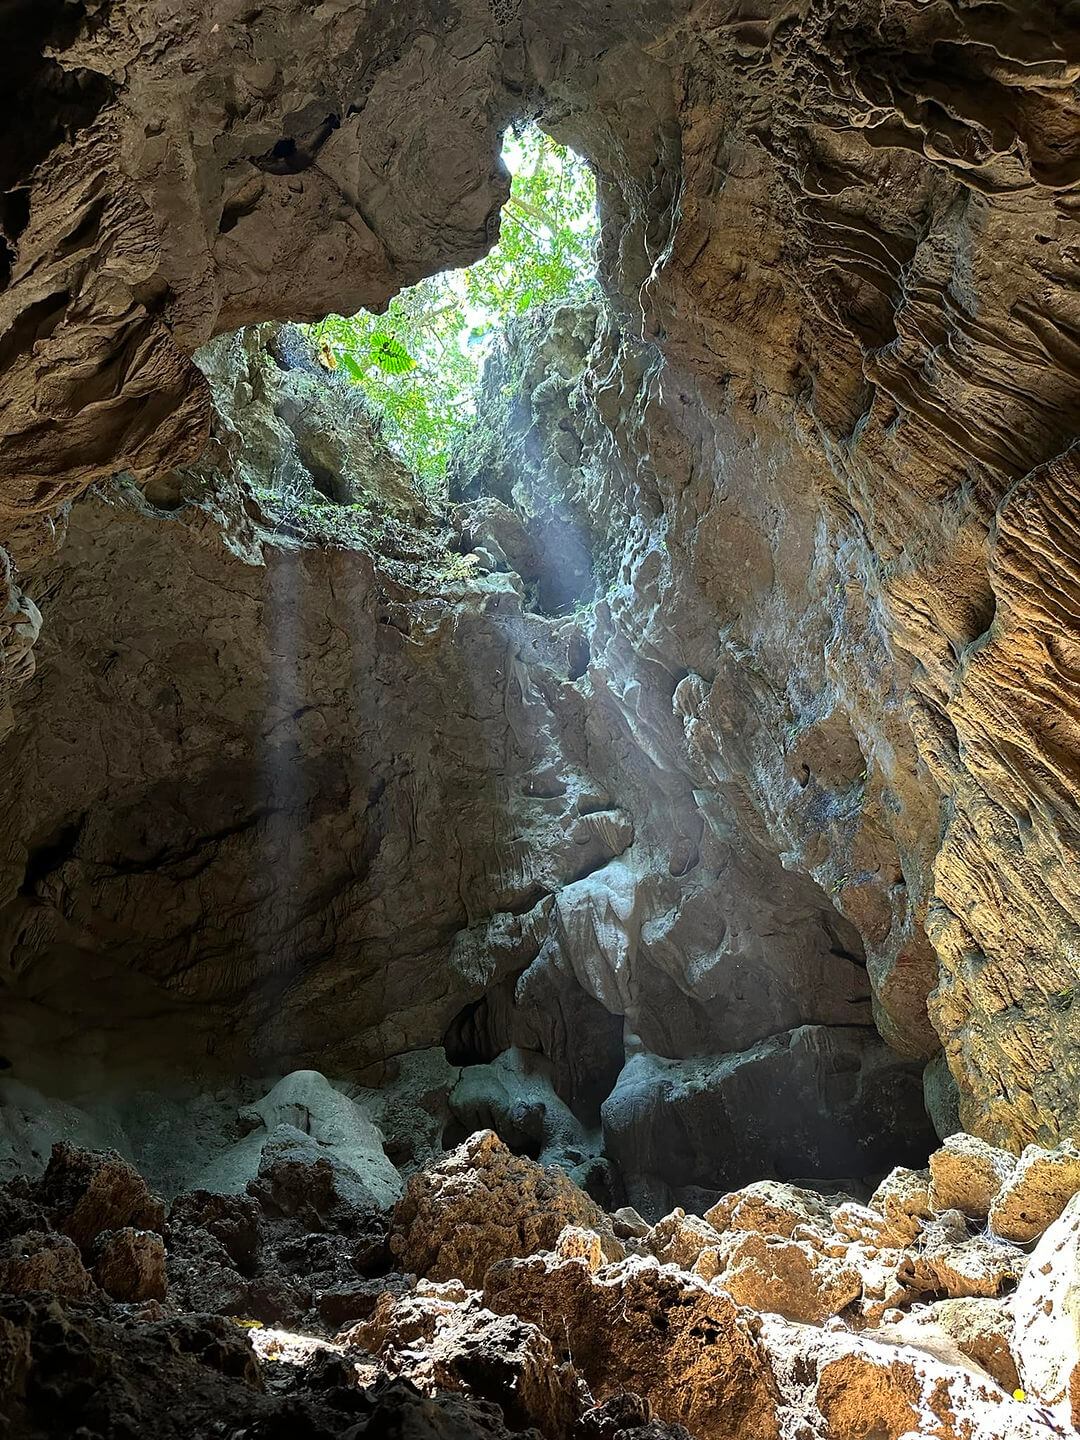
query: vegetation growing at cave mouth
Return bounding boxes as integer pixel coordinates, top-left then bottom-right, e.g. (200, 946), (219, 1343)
(305, 126), (599, 490)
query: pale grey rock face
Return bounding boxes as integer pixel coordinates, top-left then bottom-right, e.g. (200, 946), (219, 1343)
(0, 315), (935, 1201)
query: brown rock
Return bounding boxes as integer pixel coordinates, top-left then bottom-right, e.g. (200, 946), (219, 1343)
(875, 1298), (1019, 1393)
(715, 1230), (862, 1324)
(484, 1252), (779, 1440)
(897, 1211), (1026, 1300)
(869, 1167), (933, 1246)
(91, 1227), (167, 1302)
(37, 1144), (165, 1255)
(762, 1314), (1053, 1440)
(579, 1392), (693, 1440)
(0, 1308), (31, 1404)
(645, 1209), (725, 1271)
(0, 1230), (95, 1300)
(705, 1181), (840, 1239)
(389, 1130), (622, 1289)
(168, 1190), (261, 1271)
(316, 1274), (411, 1330)
(929, 1133), (1017, 1220)
(555, 1225), (606, 1272)
(342, 1288), (584, 1436)
(612, 1207), (651, 1241)
(989, 1140), (1080, 1244)
(831, 1202), (892, 1246)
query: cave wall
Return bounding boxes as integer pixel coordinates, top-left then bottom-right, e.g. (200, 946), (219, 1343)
(0, 322), (937, 1208)
(0, 0), (1078, 1156)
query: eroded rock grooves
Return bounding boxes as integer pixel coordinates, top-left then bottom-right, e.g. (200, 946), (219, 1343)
(0, 0), (1079, 1432)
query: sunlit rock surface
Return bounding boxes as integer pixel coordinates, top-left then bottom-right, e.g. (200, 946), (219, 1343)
(2, 0), (1079, 1429)
(4, 0), (1079, 1154)
(0, 318), (933, 1201)
(4, 1128), (1077, 1439)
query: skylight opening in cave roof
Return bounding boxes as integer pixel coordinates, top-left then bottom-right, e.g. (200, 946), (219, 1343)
(305, 125), (599, 491)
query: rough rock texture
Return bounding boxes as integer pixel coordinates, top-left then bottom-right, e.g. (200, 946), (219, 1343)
(3, 0), (1077, 1176)
(929, 1132), (1018, 1221)
(389, 1131), (622, 1289)
(1012, 1192), (1080, 1429)
(37, 1142), (165, 1255)
(91, 1226), (168, 1302)
(343, 1288), (586, 1436)
(484, 1252), (781, 1440)
(0, 1230), (95, 1300)
(1, 1137), (1076, 1440)
(713, 1230), (863, 1324)
(990, 1141), (1080, 1244)
(0, 313), (923, 1206)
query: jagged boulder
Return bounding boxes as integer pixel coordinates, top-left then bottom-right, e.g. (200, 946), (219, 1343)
(929, 1134), (1017, 1220)
(869, 1166), (933, 1246)
(389, 1130), (622, 1288)
(705, 1181), (840, 1239)
(0, 1231), (95, 1300)
(989, 1141), (1080, 1244)
(645, 1209), (726, 1272)
(484, 1252), (780, 1440)
(247, 1125), (388, 1228)
(1012, 1191), (1080, 1427)
(760, 1314), (1053, 1440)
(342, 1288), (585, 1436)
(874, 1299), (1019, 1394)
(714, 1230), (862, 1324)
(91, 1227), (167, 1302)
(36, 1144), (165, 1255)
(896, 1211), (1026, 1300)
(168, 1190), (261, 1271)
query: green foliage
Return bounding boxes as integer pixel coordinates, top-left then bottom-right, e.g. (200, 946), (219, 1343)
(307, 126), (597, 488)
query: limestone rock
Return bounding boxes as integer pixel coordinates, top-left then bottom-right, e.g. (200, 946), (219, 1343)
(389, 1130), (622, 1289)
(168, 1190), (261, 1271)
(1012, 1191), (1080, 1428)
(714, 1230), (863, 1324)
(0, 1230), (95, 1300)
(875, 1299), (1019, 1394)
(37, 1143), (165, 1255)
(484, 1252), (780, 1440)
(830, 1202), (892, 1246)
(869, 1167), (933, 1247)
(554, 1225), (606, 1272)
(762, 1315), (1055, 1440)
(706, 1181), (840, 1239)
(897, 1211), (1027, 1301)
(929, 1133), (1017, 1220)
(579, 1393), (693, 1440)
(91, 1227), (167, 1302)
(343, 1289), (585, 1436)
(989, 1141), (1080, 1244)
(0, 554), (41, 740)
(612, 1207), (651, 1241)
(238, 1070), (402, 1208)
(604, 1029), (934, 1216)
(246, 1124), (390, 1229)
(645, 1209), (725, 1272)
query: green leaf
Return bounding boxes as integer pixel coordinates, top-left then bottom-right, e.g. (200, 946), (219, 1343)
(368, 331), (416, 375)
(298, 124), (597, 490)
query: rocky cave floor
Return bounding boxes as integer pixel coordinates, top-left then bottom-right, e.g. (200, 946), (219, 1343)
(3, 1069), (1080, 1440)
